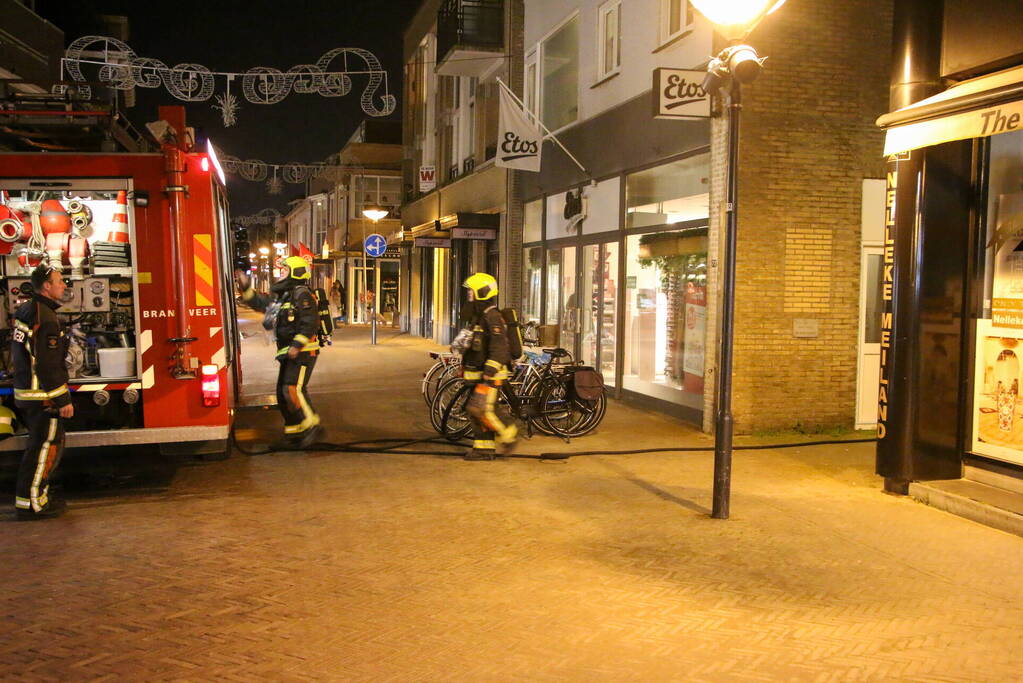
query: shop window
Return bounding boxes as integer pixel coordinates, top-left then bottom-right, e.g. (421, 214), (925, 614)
(581, 176), (620, 235)
(524, 199), (543, 243)
(581, 242), (618, 385)
(541, 14), (579, 131)
(522, 246), (543, 324)
(545, 248), (561, 325)
(623, 229), (707, 409)
(973, 130), (1023, 464)
(626, 154), (709, 230)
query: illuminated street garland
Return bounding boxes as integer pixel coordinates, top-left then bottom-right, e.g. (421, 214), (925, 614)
(234, 209), (282, 226)
(217, 149), (366, 194)
(60, 36), (396, 126)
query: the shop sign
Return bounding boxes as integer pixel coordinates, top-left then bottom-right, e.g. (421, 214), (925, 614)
(653, 68), (710, 120)
(414, 237), (451, 248)
(452, 228), (496, 240)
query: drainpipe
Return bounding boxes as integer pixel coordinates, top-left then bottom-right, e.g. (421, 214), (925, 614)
(889, 0), (943, 111)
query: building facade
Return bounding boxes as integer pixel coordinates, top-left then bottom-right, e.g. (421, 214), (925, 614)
(399, 0), (525, 344)
(876, 0), (1023, 493)
(520, 0), (892, 430)
(299, 121), (404, 324)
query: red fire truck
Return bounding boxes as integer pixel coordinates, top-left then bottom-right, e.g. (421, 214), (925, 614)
(0, 106), (240, 458)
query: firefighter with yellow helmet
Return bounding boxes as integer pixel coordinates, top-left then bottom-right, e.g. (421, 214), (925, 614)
(237, 256), (322, 448)
(460, 272), (519, 460)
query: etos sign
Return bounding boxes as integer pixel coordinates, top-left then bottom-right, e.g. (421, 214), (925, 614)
(653, 68), (711, 120)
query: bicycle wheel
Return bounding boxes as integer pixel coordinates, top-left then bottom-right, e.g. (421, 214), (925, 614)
(537, 375), (607, 438)
(422, 360), (446, 406)
(439, 381), (474, 442)
(513, 377), (557, 436)
(438, 359), (462, 386)
(430, 377), (462, 434)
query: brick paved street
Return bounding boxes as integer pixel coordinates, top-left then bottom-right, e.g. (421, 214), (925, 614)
(2, 316), (1023, 681)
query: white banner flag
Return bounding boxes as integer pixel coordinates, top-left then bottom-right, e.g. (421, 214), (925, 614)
(496, 84), (542, 172)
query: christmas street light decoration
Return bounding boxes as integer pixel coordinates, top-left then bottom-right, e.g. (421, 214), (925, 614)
(215, 149), (365, 187)
(266, 168), (283, 195)
(235, 208), (282, 227)
(213, 87), (240, 127)
(60, 36), (396, 125)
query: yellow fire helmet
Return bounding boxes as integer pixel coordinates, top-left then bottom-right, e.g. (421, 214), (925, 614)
(0, 405), (14, 438)
(283, 255), (312, 280)
(464, 272), (498, 301)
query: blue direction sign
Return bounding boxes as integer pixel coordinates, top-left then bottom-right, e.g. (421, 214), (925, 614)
(363, 233), (387, 258)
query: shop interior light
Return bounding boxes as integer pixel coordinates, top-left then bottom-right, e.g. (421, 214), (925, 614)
(201, 364), (221, 407)
(258, 246), (270, 255)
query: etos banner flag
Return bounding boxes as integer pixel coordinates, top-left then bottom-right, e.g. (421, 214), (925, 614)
(497, 84), (542, 172)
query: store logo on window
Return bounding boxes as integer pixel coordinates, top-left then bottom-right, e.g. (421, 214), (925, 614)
(563, 189), (586, 234)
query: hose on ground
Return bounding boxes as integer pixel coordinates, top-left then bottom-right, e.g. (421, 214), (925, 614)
(231, 427), (877, 461)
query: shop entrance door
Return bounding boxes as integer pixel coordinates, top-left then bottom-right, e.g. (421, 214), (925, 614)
(421, 249), (434, 338)
(855, 246), (884, 429)
(580, 242), (619, 385)
(350, 257), (377, 325)
(559, 246), (578, 356)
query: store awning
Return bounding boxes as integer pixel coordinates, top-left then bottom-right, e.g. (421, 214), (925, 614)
(406, 212), (500, 242)
(877, 64), (1023, 156)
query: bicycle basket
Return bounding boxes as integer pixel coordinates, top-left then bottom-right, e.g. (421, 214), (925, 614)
(572, 368), (605, 401)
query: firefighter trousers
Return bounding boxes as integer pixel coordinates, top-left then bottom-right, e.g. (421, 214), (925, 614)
(466, 382), (517, 454)
(276, 352), (320, 438)
(15, 402), (66, 513)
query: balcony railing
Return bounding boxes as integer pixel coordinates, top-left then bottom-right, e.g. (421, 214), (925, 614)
(436, 0), (504, 77)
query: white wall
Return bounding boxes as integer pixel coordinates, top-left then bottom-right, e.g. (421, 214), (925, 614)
(524, 0), (713, 130)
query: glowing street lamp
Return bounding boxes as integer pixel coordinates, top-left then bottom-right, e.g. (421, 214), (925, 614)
(691, 0), (786, 521)
(361, 204), (389, 222)
(689, 0), (786, 40)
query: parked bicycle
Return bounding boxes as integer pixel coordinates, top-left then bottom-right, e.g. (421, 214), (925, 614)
(421, 320), (540, 407)
(421, 351), (462, 406)
(430, 347), (607, 442)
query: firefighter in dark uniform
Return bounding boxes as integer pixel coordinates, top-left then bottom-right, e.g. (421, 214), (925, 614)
(13, 265), (73, 520)
(461, 273), (519, 461)
(237, 256), (322, 449)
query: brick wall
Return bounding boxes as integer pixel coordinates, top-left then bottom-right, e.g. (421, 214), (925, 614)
(709, 0), (893, 432)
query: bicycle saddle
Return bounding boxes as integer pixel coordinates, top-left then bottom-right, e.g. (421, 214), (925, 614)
(542, 347), (571, 359)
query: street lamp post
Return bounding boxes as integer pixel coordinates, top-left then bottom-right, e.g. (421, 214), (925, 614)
(689, 0), (786, 520)
(362, 204), (390, 346)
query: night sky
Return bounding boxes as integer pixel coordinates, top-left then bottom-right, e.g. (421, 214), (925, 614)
(34, 0), (420, 219)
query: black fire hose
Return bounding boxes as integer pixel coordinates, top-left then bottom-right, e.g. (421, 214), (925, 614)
(231, 427), (876, 461)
